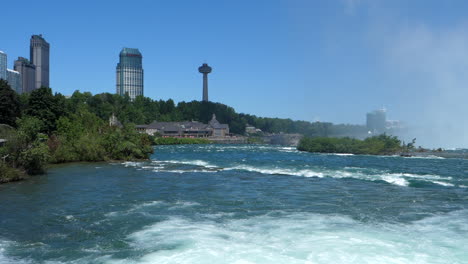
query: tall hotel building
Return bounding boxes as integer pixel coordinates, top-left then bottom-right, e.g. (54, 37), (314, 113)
(0, 51), (7, 80)
(116, 48), (144, 100)
(7, 69), (22, 93)
(14, 57), (36, 93)
(1, 51), (21, 93)
(30, 34), (50, 89)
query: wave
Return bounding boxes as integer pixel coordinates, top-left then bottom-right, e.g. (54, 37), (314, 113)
(403, 155), (446, 160)
(3, 209), (467, 264)
(225, 165), (457, 187)
(105, 200), (200, 218)
(116, 210), (468, 264)
(154, 160), (217, 168)
(0, 240), (33, 264)
(123, 158), (458, 188)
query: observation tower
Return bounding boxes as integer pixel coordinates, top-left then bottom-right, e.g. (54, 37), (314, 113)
(198, 63), (212, 102)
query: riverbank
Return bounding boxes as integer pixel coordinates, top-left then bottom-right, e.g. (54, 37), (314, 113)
(0, 156), (153, 184)
(0, 163), (27, 183)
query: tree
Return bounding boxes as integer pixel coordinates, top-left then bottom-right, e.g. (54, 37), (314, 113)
(0, 79), (21, 127)
(24, 87), (64, 134)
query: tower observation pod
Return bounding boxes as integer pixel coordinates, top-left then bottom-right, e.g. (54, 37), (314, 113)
(198, 63), (212, 102)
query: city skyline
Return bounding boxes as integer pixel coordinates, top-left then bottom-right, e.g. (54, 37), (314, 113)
(2, 0), (468, 147)
(1, 35), (50, 94)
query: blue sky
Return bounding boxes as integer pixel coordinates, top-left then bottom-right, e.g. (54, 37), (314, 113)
(2, 0), (468, 147)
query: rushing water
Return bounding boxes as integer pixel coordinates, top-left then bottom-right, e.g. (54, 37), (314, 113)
(0, 144), (467, 263)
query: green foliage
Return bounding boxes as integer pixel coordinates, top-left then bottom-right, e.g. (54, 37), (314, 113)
(153, 137), (211, 145)
(0, 162), (26, 183)
(50, 109), (152, 163)
(0, 116), (49, 177)
(24, 87), (66, 134)
(297, 134), (405, 155)
(247, 137), (265, 144)
(0, 79), (21, 127)
(0, 124), (15, 138)
(18, 137), (50, 174)
(63, 91), (368, 137)
(101, 124), (153, 160)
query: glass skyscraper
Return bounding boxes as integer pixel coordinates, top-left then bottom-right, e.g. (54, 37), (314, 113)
(0, 51), (7, 81)
(7, 69), (21, 93)
(116, 48), (144, 100)
(1, 51), (22, 93)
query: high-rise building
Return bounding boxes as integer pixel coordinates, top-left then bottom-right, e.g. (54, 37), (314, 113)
(366, 108), (387, 134)
(116, 48), (144, 100)
(7, 69), (22, 93)
(14, 57), (36, 93)
(30, 34), (50, 89)
(0, 51), (7, 81)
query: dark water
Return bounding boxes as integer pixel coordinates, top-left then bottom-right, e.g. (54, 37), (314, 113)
(0, 145), (467, 263)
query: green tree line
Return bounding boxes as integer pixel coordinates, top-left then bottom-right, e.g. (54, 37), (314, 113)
(297, 134), (406, 155)
(24, 90), (367, 137)
(0, 80), (153, 183)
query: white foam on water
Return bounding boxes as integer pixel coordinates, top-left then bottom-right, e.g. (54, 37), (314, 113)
(152, 169), (218, 174)
(105, 200), (201, 218)
(122, 161), (143, 167)
(122, 159), (223, 174)
(160, 160), (217, 168)
(279, 147), (299, 153)
(105, 201), (166, 218)
(173, 201), (201, 208)
(0, 240), (33, 264)
(65, 215), (75, 221)
(128, 155), (455, 188)
(381, 175), (409, 187)
(225, 165), (455, 187)
(225, 165), (326, 178)
(431, 181), (455, 187)
(404, 155), (446, 160)
(102, 210), (468, 264)
(261, 164), (457, 187)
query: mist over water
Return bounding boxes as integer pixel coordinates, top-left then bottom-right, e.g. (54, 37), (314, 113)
(364, 5), (468, 149)
(0, 145), (467, 263)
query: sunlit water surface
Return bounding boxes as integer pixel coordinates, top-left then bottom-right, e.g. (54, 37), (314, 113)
(0, 144), (467, 263)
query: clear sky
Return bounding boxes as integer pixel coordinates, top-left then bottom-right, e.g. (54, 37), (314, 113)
(2, 0), (468, 147)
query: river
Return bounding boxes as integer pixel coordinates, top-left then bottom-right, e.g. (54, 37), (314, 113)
(0, 144), (467, 263)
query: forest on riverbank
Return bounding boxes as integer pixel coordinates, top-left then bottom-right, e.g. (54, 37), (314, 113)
(0, 80), (153, 183)
(297, 135), (411, 155)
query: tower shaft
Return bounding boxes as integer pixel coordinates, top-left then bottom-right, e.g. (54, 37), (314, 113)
(203, 73), (208, 102)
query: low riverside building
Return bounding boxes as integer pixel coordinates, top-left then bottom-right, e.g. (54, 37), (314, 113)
(137, 114), (230, 138)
